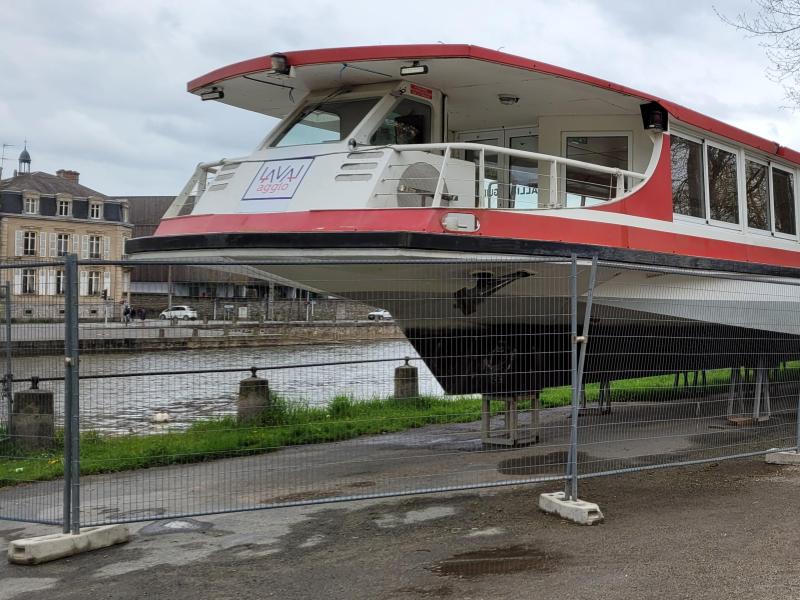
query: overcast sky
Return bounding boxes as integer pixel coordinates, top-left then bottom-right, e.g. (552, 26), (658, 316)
(0, 0), (793, 196)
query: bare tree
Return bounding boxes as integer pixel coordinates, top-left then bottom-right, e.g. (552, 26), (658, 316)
(718, 1), (800, 105)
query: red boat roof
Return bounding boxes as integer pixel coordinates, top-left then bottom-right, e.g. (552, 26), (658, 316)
(187, 44), (800, 166)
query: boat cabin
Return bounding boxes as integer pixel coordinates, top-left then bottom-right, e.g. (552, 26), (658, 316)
(159, 45), (800, 255)
(167, 45), (662, 221)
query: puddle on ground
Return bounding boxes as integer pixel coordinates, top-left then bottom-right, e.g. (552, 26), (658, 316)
(497, 451), (589, 475)
(139, 518), (214, 536)
(431, 545), (563, 578)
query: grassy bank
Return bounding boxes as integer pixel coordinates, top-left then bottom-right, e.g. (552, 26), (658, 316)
(0, 395), (488, 487)
(2, 363), (798, 487)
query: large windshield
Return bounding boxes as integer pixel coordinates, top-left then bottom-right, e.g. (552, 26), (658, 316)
(272, 97), (380, 147)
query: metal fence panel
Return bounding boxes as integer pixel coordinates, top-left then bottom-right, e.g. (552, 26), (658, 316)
(0, 260), (68, 526)
(2, 254), (800, 529)
(576, 260), (800, 478)
(45, 257), (575, 526)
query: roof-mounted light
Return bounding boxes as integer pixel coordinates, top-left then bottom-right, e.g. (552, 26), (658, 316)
(498, 94), (519, 106)
(268, 54), (290, 75)
(400, 61), (428, 76)
(200, 87), (224, 101)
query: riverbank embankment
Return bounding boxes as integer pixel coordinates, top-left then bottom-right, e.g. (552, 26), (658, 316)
(6, 320), (404, 356)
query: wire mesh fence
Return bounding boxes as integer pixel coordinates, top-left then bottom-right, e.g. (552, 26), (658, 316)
(0, 254), (799, 531)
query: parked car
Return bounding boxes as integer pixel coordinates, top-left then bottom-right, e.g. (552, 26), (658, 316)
(368, 309), (392, 321)
(159, 306), (198, 320)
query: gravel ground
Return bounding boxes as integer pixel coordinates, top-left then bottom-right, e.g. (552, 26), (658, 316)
(2, 458), (800, 599)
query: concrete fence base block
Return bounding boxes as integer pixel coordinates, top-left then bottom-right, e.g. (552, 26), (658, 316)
(765, 450), (800, 465)
(539, 491), (604, 525)
(7, 525), (130, 565)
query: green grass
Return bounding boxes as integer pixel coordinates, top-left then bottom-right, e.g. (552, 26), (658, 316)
(2, 362), (799, 488)
(0, 394), (487, 487)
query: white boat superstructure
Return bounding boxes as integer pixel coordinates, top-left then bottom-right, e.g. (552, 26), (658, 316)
(127, 45), (800, 394)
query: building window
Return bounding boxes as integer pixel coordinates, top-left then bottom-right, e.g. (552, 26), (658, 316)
(23, 231), (37, 256)
(56, 270), (65, 295)
(57, 199), (72, 217)
(671, 135), (706, 219)
(87, 271), (101, 295)
(88, 235), (102, 259)
(21, 269), (36, 294)
(89, 202), (102, 219)
(56, 233), (70, 256)
(23, 196), (39, 215)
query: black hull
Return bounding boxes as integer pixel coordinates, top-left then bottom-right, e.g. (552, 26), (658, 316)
(404, 322), (800, 396)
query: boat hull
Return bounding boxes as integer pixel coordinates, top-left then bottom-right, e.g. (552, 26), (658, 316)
(127, 243), (800, 395)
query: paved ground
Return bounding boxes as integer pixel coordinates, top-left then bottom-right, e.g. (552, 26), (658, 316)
(2, 458), (800, 599)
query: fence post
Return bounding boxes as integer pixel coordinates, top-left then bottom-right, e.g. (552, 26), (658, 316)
(576, 257), (599, 412)
(64, 254), (80, 534)
(566, 255), (579, 501)
(796, 384), (800, 454)
(3, 281), (12, 440)
(565, 255), (599, 502)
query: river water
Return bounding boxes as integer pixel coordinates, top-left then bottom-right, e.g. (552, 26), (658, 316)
(7, 340), (445, 434)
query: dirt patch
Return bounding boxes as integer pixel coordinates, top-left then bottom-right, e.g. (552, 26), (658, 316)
(264, 480), (376, 504)
(395, 584), (454, 598)
(430, 545), (564, 578)
(497, 451), (589, 475)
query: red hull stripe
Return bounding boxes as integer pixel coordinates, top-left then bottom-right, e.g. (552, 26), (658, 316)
(186, 44), (800, 165)
(154, 209), (800, 270)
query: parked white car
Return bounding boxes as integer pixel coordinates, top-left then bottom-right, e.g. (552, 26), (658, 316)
(159, 306), (198, 320)
(368, 309), (392, 321)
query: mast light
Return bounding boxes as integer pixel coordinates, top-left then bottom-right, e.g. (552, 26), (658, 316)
(400, 61), (428, 76)
(200, 87), (224, 101)
(269, 54), (290, 75)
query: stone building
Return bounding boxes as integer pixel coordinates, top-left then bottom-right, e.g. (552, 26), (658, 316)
(0, 147), (133, 317)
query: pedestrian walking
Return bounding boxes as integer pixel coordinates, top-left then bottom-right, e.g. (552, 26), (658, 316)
(138, 307), (146, 323)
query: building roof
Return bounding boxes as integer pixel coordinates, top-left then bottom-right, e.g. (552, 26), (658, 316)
(0, 171), (108, 198)
(18, 147), (30, 163)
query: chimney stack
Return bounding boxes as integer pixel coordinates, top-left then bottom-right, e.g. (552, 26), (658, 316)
(56, 169), (79, 183)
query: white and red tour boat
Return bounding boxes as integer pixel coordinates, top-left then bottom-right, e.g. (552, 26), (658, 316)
(128, 44), (800, 394)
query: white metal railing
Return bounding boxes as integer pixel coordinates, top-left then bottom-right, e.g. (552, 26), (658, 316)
(165, 142), (647, 218)
(391, 142), (646, 209)
(163, 160), (227, 219)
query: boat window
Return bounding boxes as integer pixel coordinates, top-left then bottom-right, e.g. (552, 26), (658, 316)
(707, 145), (739, 224)
(463, 138), (501, 208)
(565, 136), (628, 207)
(370, 99), (431, 145)
(273, 97), (380, 148)
(773, 167), (796, 235)
(671, 135), (705, 219)
(745, 160), (770, 230)
(508, 135), (539, 209)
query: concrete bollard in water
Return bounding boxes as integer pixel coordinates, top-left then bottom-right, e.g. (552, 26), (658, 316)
(11, 377), (54, 450)
(394, 357), (419, 400)
(238, 368), (271, 423)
